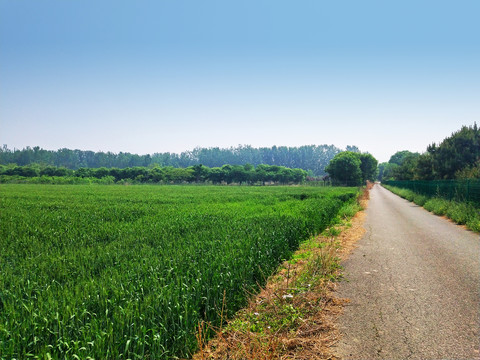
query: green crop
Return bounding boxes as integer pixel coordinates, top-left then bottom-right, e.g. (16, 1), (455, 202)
(0, 184), (358, 359)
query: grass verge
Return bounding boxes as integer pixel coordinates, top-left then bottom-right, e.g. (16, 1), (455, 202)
(193, 184), (371, 359)
(383, 185), (480, 232)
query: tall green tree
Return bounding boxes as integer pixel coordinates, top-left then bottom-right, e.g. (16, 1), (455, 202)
(385, 124), (479, 180)
(325, 151), (363, 185)
(388, 150), (419, 166)
(392, 153), (420, 180)
(415, 153), (435, 180)
(378, 163), (399, 181)
(428, 123), (480, 179)
(358, 153), (378, 182)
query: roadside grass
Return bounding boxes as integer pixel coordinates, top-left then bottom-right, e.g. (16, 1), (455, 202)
(194, 228), (345, 359)
(194, 186), (370, 359)
(383, 185), (480, 232)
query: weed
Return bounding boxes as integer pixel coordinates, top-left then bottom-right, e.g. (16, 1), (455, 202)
(413, 194), (428, 206)
(324, 226), (342, 237)
(424, 197), (449, 215)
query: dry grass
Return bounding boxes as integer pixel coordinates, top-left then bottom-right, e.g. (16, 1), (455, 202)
(192, 185), (371, 360)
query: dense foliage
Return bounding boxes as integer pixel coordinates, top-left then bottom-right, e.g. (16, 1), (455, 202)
(0, 144), (360, 176)
(0, 185), (359, 359)
(0, 163), (308, 185)
(378, 124), (479, 181)
(325, 151), (378, 186)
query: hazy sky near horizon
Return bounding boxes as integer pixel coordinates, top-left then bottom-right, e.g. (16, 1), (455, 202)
(1, 1), (479, 162)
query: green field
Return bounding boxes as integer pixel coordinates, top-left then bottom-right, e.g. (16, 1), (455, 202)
(0, 184), (359, 359)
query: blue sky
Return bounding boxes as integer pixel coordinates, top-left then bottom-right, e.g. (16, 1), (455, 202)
(1, 0), (479, 162)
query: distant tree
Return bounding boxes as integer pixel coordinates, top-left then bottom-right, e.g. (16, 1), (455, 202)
(346, 145), (360, 153)
(243, 163), (254, 172)
(108, 168), (125, 182)
(206, 167), (223, 184)
(292, 168), (307, 183)
(163, 167), (194, 183)
(415, 153), (435, 180)
(325, 152), (363, 186)
(381, 163), (399, 181)
(92, 167), (110, 179)
(40, 166), (59, 177)
(8, 165), (39, 177)
(326, 151), (378, 185)
(0, 145), (13, 164)
(358, 153), (378, 182)
(384, 124), (479, 181)
(0, 163), (311, 185)
(124, 167), (148, 180)
(228, 165), (247, 184)
(392, 153), (420, 180)
(253, 165), (268, 185)
(75, 167), (92, 178)
(388, 150), (420, 166)
(191, 164), (209, 183)
(382, 150), (421, 180)
(148, 167), (165, 182)
(221, 165), (234, 184)
(455, 160), (480, 179)
(428, 123), (480, 179)
(55, 148), (80, 169)
(377, 162), (387, 181)
(0, 143), (363, 176)
(52, 167), (70, 177)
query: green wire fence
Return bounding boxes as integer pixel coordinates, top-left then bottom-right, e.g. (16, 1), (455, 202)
(383, 180), (480, 205)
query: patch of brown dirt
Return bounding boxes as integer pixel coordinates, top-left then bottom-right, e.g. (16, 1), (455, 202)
(337, 209), (366, 260)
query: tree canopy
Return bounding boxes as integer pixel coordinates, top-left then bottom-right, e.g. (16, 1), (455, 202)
(0, 163), (309, 185)
(325, 151), (378, 186)
(380, 124), (480, 181)
(0, 144), (360, 176)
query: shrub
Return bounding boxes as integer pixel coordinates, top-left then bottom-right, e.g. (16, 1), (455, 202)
(413, 194), (428, 206)
(423, 198), (449, 216)
(446, 202), (473, 225)
(467, 218), (480, 232)
(404, 191), (415, 202)
(337, 202), (362, 219)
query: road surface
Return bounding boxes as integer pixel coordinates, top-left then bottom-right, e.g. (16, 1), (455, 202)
(335, 184), (480, 359)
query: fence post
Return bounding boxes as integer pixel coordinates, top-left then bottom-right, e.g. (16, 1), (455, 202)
(467, 180), (470, 202)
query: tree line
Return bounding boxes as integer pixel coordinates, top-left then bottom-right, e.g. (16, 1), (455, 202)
(378, 124), (480, 181)
(0, 163), (310, 185)
(0, 144), (360, 176)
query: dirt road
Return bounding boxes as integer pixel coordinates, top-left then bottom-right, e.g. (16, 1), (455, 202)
(335, 184), (480, 359)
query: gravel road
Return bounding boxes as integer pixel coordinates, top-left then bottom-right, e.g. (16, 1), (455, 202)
(335, 184), (480, 359)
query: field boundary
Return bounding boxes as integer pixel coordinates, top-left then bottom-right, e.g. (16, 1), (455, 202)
(193, 185), (370, 359)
